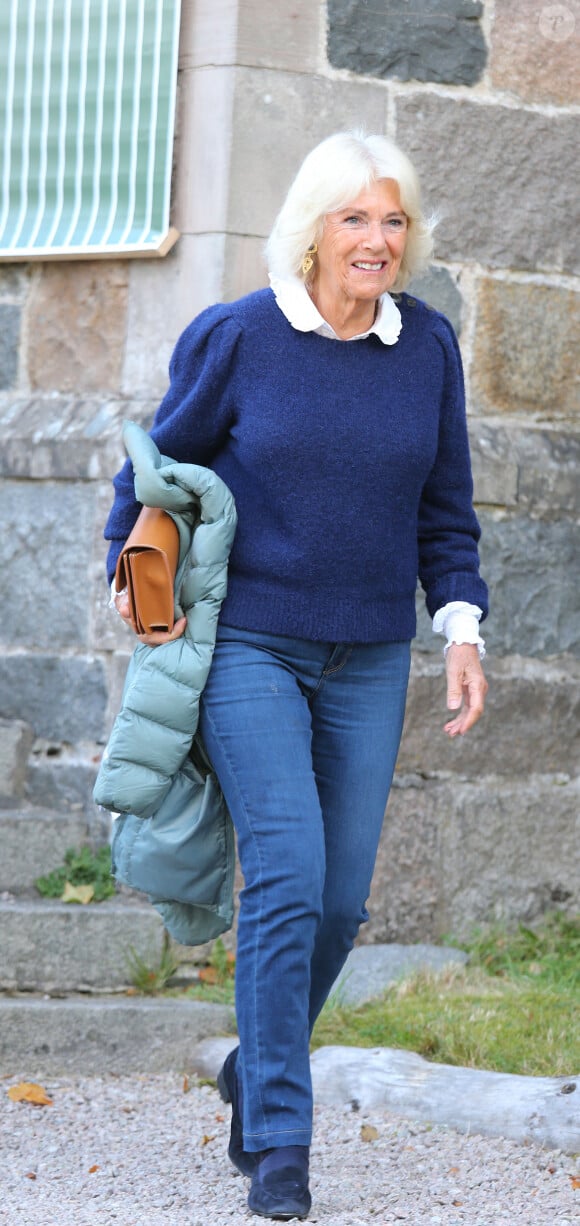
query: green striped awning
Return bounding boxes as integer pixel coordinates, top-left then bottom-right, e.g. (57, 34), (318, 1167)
(0, 0), (181, 260)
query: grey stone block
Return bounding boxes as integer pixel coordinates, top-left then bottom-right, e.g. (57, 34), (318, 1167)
(478, 513), (580, 658)
(414, 510), (580, 658)
(0, 899), (168, 992)
(395, 95), (580, 275)
(0, 719), (33, 805)
(407, 266), (463, 336)
(328, 0), (486, 85)
(367, 773), (579, 943)
(331, 943), (469, 1006)
(398, 653), (580, 779)
(0, 654), (108, 742)
(468, 421), (570, 511)
(0, 996), (235, 1076)
(0, 395), (154, 480)
(0, 481), (97, 649)
(437, 775), (580, 937)
(228, 68), (388, 238)
(469, 420), (519, 508)
(0, 304), (20, 389)
(0, 808), (92, 893)
(366, 775), (441, 944)
(513, 427), (580, 514)
(25, 752), (99, 821)
(0, 397), (155, 483)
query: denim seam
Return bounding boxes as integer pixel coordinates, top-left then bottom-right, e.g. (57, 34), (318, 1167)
(202, 700), (269, 1143)
(308, 644), (354, 700)
(322, 645), (353, 676)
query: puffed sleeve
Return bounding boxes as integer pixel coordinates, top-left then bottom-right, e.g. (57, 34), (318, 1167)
(104, 306), (242, 582)
(417, 314), (489, 621)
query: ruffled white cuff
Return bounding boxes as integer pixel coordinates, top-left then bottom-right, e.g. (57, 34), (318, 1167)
(432, 601), (486, 659)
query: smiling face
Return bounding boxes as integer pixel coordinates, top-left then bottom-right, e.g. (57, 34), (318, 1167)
(311, 178), (408, 312)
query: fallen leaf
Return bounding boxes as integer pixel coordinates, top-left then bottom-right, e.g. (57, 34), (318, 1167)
(61, 881), (94, 905)
(570, 1176), (580, 1190)
(448, 1167), (460, 1174)
(198, 966), (219, 984)
(8, 1082), (53, 1106)
(25, 1173), (37, 1180)
(215, 1112), (224, 1122)
(360, 1124), (379, 1142)
(183, 1075), (190, 1094)
(88, 1165), (99, 1174)
(452, 1200), (463, 1207)
(201, 1134), (216, 1147)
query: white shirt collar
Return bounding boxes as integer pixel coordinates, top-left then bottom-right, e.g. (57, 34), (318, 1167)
(269, 275), (402, 345)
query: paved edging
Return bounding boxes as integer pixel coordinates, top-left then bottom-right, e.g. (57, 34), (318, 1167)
(0, 996), (236, 1076)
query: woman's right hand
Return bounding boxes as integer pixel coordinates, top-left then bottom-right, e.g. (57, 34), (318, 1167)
(113, 590), (187, 646)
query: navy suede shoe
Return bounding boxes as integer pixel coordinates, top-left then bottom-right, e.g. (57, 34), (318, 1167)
(217, 1046), (258, 1178)
(248, 1146), (311, 1220)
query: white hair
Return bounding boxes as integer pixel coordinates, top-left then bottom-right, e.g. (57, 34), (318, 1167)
(265, 131), (435, 291)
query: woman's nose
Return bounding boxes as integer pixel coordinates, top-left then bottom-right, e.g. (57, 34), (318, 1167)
(362, 221), (386, 250)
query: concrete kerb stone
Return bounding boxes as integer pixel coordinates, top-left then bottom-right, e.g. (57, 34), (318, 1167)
(0, 996), (236, 1078)
(191, 1034), (580, 1156)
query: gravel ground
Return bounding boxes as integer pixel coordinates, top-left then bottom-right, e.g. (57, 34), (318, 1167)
(2, 1073), (579, 1225)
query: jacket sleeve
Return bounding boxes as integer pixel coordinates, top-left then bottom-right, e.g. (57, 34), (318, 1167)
(104, 306), (242, 583)
(417, 313), (489, 621)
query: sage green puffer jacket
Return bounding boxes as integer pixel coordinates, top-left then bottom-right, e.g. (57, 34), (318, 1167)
(93, 422), (238, 945)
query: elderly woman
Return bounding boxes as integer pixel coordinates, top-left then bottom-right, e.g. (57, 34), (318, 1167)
(106, 131), (488, 1220)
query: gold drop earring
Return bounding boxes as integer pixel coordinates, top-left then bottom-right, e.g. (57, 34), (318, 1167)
(301, 243), (318, 277)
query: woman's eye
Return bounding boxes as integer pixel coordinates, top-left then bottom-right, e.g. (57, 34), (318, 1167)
(385, 218), (405, 230)
(344, 215), (362, 225)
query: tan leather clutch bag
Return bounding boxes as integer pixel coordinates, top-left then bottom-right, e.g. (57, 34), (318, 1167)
(115, 506), (179, 635)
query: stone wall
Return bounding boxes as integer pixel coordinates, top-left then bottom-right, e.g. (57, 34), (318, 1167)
(0, 0), (578, 941)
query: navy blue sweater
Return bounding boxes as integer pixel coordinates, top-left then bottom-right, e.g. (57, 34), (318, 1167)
(105, 288), (487, 643)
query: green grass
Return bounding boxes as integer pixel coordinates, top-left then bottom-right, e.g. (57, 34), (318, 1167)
(311, 963), (578, 1076)
(311, 912), (580, 1076)
(34, 845), (115, 902)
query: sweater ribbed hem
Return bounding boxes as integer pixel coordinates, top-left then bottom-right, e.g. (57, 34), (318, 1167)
(218, 583), (417, 644)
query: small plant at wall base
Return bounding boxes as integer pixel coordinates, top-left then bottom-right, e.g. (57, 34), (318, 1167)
(125, 932), (179, 995)
(34, 845), (115, 903)
(198, 937), (236, 986)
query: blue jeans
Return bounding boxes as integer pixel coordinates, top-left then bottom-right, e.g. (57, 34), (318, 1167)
(200, 625), (410, 1151)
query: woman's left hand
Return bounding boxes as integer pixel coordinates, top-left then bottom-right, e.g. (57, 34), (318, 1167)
(444, 643), (488, 737)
